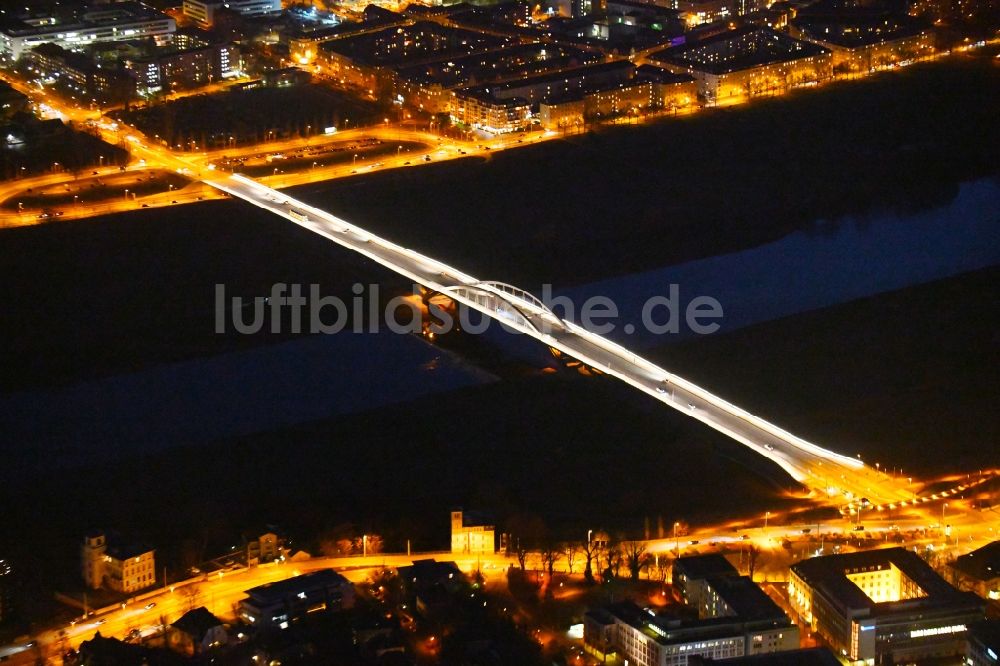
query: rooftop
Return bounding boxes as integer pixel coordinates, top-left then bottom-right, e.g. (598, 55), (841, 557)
(791, 547), (984, 617)
(792, 15), (929, 48)
(674, 553), (739, 581)
(649, 26), (829, 75)
(244, 569), (350, 604)
(172, 606), (223, 641)
(704, 575), (787, 621)
(951, 540), (1000, 582)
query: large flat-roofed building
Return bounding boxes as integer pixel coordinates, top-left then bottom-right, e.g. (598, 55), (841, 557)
(453, 60), (636, 130)
(585, 588), (799, 666)
(948, 540), (1000, 601)
(182, 0), (281, 26)
(789, 548), (985, 664)
(319, 22), (514, 93)
(123, 33), (239, 93)
(966, 619), (1000, 666)
(0, 2), (176, 61)
(673, 554), (740, 610)
(649, 26), (831, 102)
(790, 14), (933, 73)
(239, 569), (355, 629)
(394, 43), (601, 113)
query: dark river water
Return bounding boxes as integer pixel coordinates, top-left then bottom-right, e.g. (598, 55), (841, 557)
(1, 176), (997, 465)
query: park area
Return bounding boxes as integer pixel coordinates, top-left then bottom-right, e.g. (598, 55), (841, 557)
(112, 84), (382, 150)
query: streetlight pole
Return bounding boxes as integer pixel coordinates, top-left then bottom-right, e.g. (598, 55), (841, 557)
(674, 522), (680, 557)
(362, 534), (367, 558)
(764, 511), (770, 534)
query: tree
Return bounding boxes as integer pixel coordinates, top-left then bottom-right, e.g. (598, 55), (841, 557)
(563, 543), (579, 574)
(540, 542), (560, 577)
(747, 545), (762, 582)
(622, 541), (647, 581)
(180, 584), (201, 612)
(581, 539), (597, 583)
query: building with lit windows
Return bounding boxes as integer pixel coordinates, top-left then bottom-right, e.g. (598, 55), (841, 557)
(948, 540), (1000, 601)
(81, 531), (156, 594)
(450, 509), (496, 554)
(182, 0), (281, 27)
(788, 548), (985, 664)
(123, 36), (239, 93)
(239, 569), (355, 629)
(649, 26), (832, 103)
(790, 15), (933, 73)
(0, 558), (12, 624)
(0, 2), (175, 62)
(585, 589), (798, 666)
(966, 620), (1000, 666)
(585, 562), (798, 666)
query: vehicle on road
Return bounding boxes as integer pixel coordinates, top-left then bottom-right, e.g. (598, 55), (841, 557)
(764, 444), (774, 452)
(144, 602), (156, 610)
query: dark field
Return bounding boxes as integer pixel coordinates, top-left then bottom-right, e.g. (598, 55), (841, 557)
(655, 265), (1000, 475)
(113, 84), (380, 149)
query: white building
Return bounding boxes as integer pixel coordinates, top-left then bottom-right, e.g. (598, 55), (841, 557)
(0, 5), (175, 61)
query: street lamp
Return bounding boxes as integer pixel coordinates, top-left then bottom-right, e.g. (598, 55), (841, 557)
(353, 153), (358, 165)
(941, 502), (948, 527)
(764, 511), (770, 533)
(587, 530), (592, 547)
(124, 188), (129, 201)
(362, 534), (368, 557)
(674, 522), (680, 557)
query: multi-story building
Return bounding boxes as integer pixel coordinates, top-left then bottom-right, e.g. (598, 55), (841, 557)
(450, 509), (496, 554)
(182, 0), (281, 27)
(26, 43), (136, 103)
(81, 531), (156, 594)
(319, 22), (513, 94)
(123, 37), (239, 93)
(587, 555), (798, 666)
(966, 619), (1000, 666)
(585, 590), (798, 666)
(649, 26), (832, 102)
(790, 14), (934, 73)
(673, 554), (741, 610)
(239, 569), (355, 629)
(0, 2), (175, 62)
(949, 540), (1000, 601)
(788, 548), (985, 664)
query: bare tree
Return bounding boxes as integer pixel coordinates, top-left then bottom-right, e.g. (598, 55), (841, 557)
(747, 545), (762, 581)
(540, 542), (560, 577)
(622, 541), (647, 581)
(180, 584), (201, 612)
(581, 539), (597, 583)
(564, 543), (579, 574)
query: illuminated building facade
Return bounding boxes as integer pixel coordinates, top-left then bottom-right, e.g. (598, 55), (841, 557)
(182, 0), (281, 27)
(949, 540), (1000, 601)
(0, 3), (176, 61)
(649, 26), (832, 103)
(239, 569), (355, 629)
(81, 531), (156, 594)
(124, 39), (239, 93)
(790, 16), (934, 73)
(450, 510), (496, 554)
(585, 591), (798, 666)
(966, 619), (1000, 666)
(789, 548), (985, 664)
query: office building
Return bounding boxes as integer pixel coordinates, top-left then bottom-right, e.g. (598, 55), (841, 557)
(788, 547), (985, 663)
(0, 2), (175, 61)
(239, 569), (355, 629)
